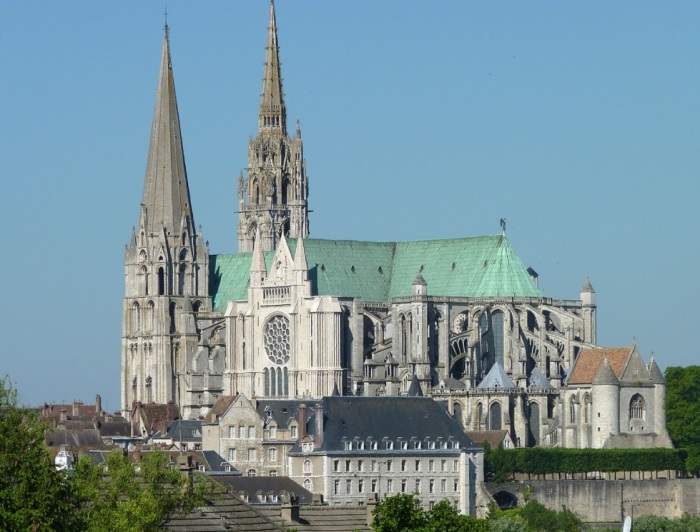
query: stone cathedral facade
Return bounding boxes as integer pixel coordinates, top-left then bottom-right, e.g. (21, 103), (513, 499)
(122, 2), (670, 449)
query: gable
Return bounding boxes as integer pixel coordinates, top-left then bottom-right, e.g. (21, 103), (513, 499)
(620, 347), (651, 384)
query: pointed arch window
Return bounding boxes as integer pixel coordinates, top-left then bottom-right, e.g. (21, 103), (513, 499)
(178, 264), (187, 296)
(158, 267), (165, 295)
(142, 266), (149, 295)
(492, 311), (505, 368)
(569, 396), (576, 424)
(583, 393), (591, 424)
(630, 394), (646, 420)
(131, 302), (140, 332)
(488, 402), (502, 430)
(146, 301), (154, 332)
(400, 315), (407, 363)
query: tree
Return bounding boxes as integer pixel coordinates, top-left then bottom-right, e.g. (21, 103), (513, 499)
(0, 375), (78, 531)
(71, 449), (218, 531)
(371, 493), (428, 532)
(517, 500), (585, 532)
(664, 366), (700, 448)
(423, 500), (488, 532)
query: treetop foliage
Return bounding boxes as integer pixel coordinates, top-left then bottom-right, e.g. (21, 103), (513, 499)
(664, 366), (700, 448)
(0, 375), (219, 531)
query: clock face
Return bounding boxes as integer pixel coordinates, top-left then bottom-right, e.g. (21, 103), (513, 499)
(264, 315), (291, 365)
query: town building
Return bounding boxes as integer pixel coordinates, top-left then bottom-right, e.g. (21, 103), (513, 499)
(121, 1), (669, 453)
(286, 396), (483, 514)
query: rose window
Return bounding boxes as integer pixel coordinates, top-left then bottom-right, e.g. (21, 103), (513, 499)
(264, 315), (291, 365)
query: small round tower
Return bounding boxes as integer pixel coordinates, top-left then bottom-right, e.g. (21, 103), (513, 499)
(591, 358), (620, 448)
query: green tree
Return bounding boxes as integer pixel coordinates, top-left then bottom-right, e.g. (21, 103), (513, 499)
(423, 500), (488, 532)
(371, 493), (428, 532)
(487, 515), (529, 532)
(483, 442), (514, 483)
(0, 375), (78, 531)
(664, 366), (700, 448)
(517, 501), (585, 532)
(72, 449), (218, 531)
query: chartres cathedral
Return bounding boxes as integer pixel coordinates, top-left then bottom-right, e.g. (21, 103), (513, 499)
(122, 2), (671, 449)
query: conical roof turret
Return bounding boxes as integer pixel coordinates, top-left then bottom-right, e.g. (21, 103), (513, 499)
(581, 277), (595, 293)
(140, 25), (194, 235)
(592, 358), (619, 385)
(648, 357), (665, 384)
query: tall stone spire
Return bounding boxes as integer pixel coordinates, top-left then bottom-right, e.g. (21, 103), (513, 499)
(259, 0), (286, 133)
(140, 24), (193, 235)
(238, 1), (309, 253)
(123, 24), (212, 421)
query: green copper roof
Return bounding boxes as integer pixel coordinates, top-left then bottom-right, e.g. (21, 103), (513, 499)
(210, 235), (541, 311)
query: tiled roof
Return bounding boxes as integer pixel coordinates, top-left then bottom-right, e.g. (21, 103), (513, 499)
(211, 235), (540, 311)
(204, 395), (237, 424)
(466, 430), (510, 449)
(567, 347), (632, 385)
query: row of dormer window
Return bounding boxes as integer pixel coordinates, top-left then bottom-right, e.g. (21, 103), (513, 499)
(342, 439), (459, 451)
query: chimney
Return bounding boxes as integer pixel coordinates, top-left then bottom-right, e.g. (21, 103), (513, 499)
(314, 403), (324, 449)
(298, 404), (307, 442)
(95, 394), (102, 415)
(59, 407), (68, 425)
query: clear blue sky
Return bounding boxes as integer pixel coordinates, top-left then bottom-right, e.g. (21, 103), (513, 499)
(1, 1), (698, 410)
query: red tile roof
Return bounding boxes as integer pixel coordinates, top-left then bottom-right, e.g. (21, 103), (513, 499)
(568, 347), (631, 384)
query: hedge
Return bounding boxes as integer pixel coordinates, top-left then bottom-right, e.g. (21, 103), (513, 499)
(485, 446), (688, 477)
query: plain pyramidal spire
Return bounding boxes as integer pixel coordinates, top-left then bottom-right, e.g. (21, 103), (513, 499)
(140, 24), (194, 235)
(259, 0), (286, 132)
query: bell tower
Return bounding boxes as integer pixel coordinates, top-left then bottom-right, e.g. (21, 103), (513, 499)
(237, 0), (309, 252)
(122, 24), (211, 416)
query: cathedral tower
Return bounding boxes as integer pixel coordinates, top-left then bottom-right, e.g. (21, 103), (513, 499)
(237, 0), (309, 252)
(122, 25), (211, 416)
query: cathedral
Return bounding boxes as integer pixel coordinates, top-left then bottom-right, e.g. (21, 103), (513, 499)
(122, 2), (670, 449)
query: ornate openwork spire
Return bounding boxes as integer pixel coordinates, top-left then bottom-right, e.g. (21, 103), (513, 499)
(259, 0), (286, 133)
(140, 26), (193, 234)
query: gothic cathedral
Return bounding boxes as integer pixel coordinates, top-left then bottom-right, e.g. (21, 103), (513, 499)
(122, 2), (670, 449)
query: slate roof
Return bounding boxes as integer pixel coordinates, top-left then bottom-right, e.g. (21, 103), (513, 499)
(45, 428), (102, 449)
(255, 399), (307, 427)
(568, 347), (632, 385)
(528, 366), (552, 389)
(648, 358), (665, 384)
(293, 396), (476, 452)
(592, 359), (620, 385)
(210, 235), (540, 311)
(477, 362), (518, 390)
(213, 476), (313, 505)
(158, 420), (202, 442)
(201, 450), (238, 473)
(166, 490), (284, 531)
